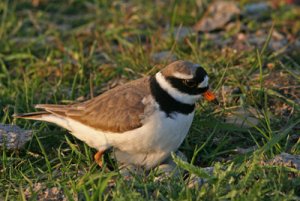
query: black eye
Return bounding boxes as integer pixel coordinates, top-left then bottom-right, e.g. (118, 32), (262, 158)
(183, 80), (197, 87)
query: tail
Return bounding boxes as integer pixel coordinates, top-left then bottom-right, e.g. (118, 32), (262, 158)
(13, 105), (73, 130)
(13, 110), (72, 131)
(13, 111), (51, 120)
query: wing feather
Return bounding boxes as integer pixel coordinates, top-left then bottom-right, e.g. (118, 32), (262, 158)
(35, 77), (152, 133)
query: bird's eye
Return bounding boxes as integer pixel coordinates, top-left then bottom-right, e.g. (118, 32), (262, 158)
(183, 80), (197, 87)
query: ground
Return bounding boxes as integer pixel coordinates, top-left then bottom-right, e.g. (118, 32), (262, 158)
(0, 0), (299, 200)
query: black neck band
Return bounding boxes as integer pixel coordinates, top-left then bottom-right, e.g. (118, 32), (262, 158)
(150, 76), (195, 117)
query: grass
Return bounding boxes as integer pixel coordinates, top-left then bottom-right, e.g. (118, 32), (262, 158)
(0, 0), (300, 200)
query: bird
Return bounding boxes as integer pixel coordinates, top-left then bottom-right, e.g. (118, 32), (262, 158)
(14, 60), (217, 170)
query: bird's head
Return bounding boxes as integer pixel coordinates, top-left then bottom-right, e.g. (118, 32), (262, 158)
(155, 60), (218, 104)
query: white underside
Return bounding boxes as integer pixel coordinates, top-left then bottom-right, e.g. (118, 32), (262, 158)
(38, 108), (194, 169)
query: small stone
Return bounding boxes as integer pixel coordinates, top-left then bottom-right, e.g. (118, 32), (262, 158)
(267, 63), (275, 70)
(173, 26), (193, 40)
(244, 2), (271, 15)
(237, 33), (247, 41)
(234, 146), (258, 154)
(225, 107), (262, 128)
(0, 124), (32, 150)
(187, 167), (214, 188)
(194, 1), (240, 32)
(151, 51), (177, 64)
(24, 183), (68, 201)
(268, 153), (300, 170)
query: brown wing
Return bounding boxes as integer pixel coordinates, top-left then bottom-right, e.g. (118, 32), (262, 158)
(36, 77), (152, 133)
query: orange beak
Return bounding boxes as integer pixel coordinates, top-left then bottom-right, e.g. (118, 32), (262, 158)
(203, 90), (219, 104)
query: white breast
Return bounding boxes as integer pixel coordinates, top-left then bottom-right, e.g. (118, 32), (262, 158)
(112, 110), (194, 151)
(110, 110), (195, 168)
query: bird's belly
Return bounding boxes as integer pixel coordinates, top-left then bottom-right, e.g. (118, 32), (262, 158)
(114, 111), (194, 152)
(66, 110), (194, 168)
(109, 111), (195, 168)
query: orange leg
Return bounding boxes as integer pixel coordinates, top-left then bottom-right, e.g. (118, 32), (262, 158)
(94, 150), (105, 168)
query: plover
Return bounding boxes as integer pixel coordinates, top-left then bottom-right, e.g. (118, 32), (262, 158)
(14, 60), (217, 170)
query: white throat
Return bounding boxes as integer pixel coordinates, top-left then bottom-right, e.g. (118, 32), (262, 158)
(155, 72), (201, 105)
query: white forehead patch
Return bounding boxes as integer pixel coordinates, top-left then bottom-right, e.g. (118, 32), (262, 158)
(172, 72), (193, 79)
(198, 76), (209, 88)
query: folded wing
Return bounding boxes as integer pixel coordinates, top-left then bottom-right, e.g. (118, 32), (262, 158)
(35, 77), (151, 133)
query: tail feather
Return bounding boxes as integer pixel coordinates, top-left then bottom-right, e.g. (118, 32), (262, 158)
(13, 111), (50, 119)
(35, 104), (85, 111)
(13, 111), (71, 130)
(35, 104), (68, 110)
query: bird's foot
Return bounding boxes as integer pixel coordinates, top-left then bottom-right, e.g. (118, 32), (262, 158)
(94, 150), (105, 168)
